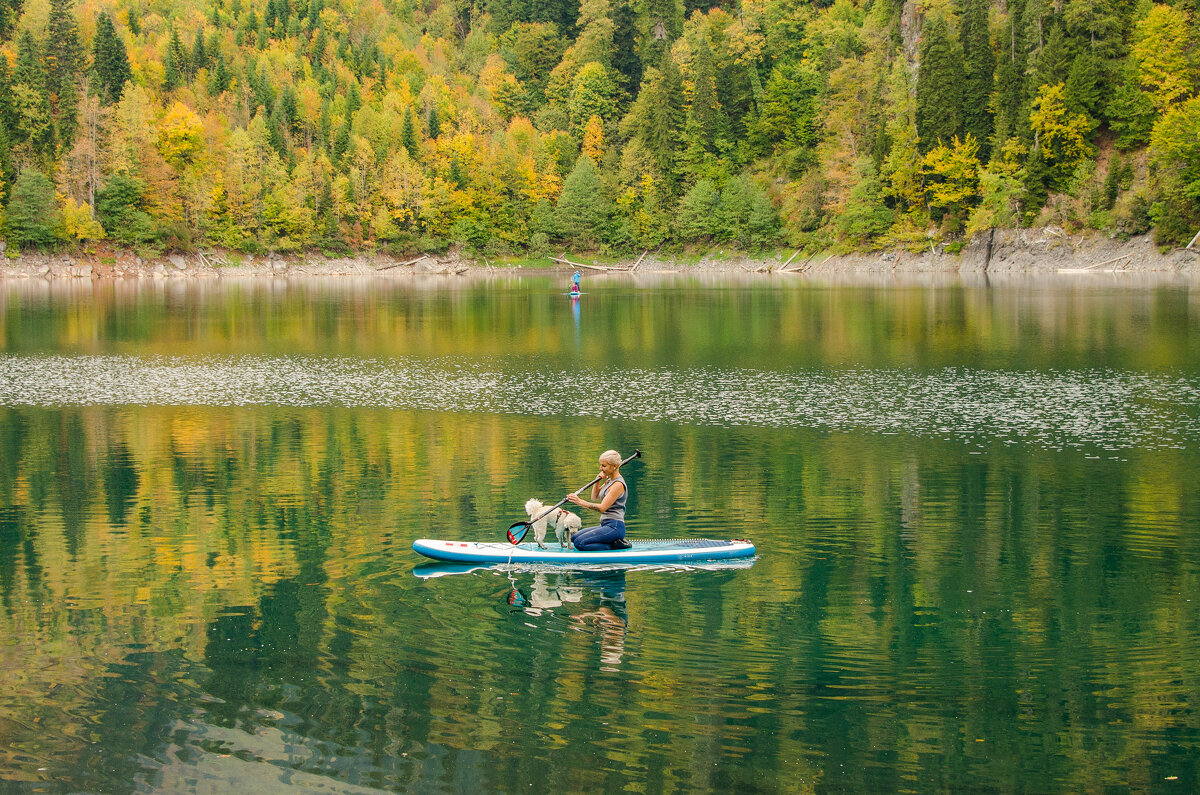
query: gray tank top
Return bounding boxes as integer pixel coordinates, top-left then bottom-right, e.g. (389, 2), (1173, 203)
(600, 475), (627, 522)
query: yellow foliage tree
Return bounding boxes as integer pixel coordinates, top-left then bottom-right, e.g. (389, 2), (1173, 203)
(157, 102), (205, 170)
(920, 134), (982, 220)
(581, 115), (605, 161)
(1029, 83), (1092, 174)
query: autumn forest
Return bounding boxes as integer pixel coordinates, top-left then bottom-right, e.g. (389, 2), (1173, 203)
(0, 0), (1197, 257)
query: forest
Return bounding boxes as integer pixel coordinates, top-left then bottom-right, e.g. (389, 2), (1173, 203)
(0, 0), (1197, 257)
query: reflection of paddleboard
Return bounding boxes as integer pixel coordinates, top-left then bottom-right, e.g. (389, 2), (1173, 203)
(413, 538), (755, 564)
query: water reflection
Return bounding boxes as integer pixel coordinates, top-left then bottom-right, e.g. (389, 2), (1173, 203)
(1, 277), (1199, 791)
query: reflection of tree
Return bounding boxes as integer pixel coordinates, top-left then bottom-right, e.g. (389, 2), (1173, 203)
(0, 403), (1196, 789)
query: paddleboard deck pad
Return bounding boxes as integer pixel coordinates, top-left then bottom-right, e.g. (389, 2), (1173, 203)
(413, 538), (755, 564)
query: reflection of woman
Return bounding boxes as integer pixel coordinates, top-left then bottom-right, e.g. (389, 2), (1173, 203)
(566, 450), (630, 551)
(572, 606), (627, 671)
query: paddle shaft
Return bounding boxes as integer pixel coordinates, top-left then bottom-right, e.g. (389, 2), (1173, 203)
(508, 450), (641, 543)
(528, 449), (640, 525)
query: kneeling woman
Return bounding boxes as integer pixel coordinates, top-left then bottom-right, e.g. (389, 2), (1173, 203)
(567, 450), (631, 551)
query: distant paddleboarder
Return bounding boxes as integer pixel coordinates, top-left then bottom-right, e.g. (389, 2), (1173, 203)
(571, 270), (581, 294)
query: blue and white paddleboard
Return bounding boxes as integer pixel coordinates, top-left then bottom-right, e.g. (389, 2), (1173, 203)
(412, 538), (755, 565)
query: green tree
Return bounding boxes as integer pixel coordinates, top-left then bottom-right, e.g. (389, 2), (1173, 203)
(992, 1), (1031, 149)
(95, 171), (156, 244)
(400, 108), (419, 159)
(960, 0), (994, 159)
(838, 160), (894, 246)
(1028, 82), (1093, 188)
(684, 37), (728, 161)
(46, 0), (84, 149)
(555, 155), (609, 247)
(568, 61), (622, 134)
(0, 0), (22, 40)
(4, 169), (61, 247)
(620, 60), (684, 194)
(92, 13), (132, 104)
(915, 15), (963, 153)
(676, 177), (719, 240)
(12, 31), (56, 162)
(752, 60), (821, 173)
(163, 28), (187, 91)
(1148, 96), (1200, 245)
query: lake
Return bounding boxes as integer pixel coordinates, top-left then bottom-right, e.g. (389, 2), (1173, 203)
(1, 272), (1198, 792)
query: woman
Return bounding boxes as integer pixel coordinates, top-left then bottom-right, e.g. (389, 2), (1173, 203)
(566, 450), (631, 551)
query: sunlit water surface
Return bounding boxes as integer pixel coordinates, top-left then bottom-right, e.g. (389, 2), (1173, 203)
(0, 274), (1198, 793)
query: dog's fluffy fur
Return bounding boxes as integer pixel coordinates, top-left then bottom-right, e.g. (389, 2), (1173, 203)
(524, 498), (583, 548)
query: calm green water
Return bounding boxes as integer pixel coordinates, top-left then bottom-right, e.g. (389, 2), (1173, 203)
(1, 274), (1199, 793)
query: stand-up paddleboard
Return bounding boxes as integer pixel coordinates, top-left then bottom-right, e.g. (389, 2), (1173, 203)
(566, 291), (584, 296)
(413, 537), (755, 565)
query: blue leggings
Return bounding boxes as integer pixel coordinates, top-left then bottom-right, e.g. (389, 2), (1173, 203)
(573, 519), (625, 551)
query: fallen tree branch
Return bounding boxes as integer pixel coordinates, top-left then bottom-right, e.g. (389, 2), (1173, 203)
(629, 250), (649, 271)
(1082, 254), (1132, 270)
(777, 249), (801, 272)
(377, 255), (429, 271)
(551, 256), (626, 271)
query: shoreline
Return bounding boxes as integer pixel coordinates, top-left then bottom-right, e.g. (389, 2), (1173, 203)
(1, 227), (1197, 281)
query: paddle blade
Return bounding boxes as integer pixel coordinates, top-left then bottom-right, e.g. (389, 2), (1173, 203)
(506, 521), (531, 544)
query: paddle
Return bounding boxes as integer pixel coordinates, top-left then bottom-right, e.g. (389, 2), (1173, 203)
(506, 449), (642, 544)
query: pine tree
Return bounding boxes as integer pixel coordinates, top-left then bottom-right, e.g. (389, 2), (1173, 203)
(0, 0), (22, 40)
(45, 0), (84, 151)
(555, 154), (610, 247)
(960, 0), (994, 160)
(4, 169), (61, 247)
(400, 109), (418, 158)
(92, 13), (132, 104)
(0, 52), (15, 133)
(427, 104), (441, 140)
(13, 30), (56, 162)
(686, 37), (727, 157)
(992, 0), (1030, 151)
(163, 28), (187, 91)
(915, 15), (963, 153)
(191, 29), (208, 78)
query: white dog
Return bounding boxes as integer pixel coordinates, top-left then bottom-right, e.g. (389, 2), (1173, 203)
(524, 498), (583, 549)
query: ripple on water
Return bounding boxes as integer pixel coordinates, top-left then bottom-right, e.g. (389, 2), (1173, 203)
(1, 354), (1198, 452)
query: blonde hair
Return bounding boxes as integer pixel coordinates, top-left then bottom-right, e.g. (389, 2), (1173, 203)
(599, 449), (622, 466)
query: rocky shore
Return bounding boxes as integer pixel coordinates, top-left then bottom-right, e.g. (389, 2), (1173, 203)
(0, 227), (1197, 280)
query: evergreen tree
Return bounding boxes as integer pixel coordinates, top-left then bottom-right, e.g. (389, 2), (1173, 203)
(96, 172), (155, 244)
(92, 13), (132, 104)
(0, 0), (22, 40)
(0, 53), (15, 134)
(427, 104), (441, 140)
(685, 37), (728, 158)
(400, 108), (419, 158)
(915, 15), (963, 153)
(163, 28), (187, 91)
(208, 51), (231, 94)
(1029, 20), (1070, 92)
(191, 29), (208, 78)
(4, 169), (61, 247)
(13, 30), (56, 162)
(555, 155), (609, 247)
(46, 0), (84, 151)
(621, 60), (684, 194)
(960, 0), (994, 160)
(992, 0), (1030, 150)
(611, 0), (641, 93)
